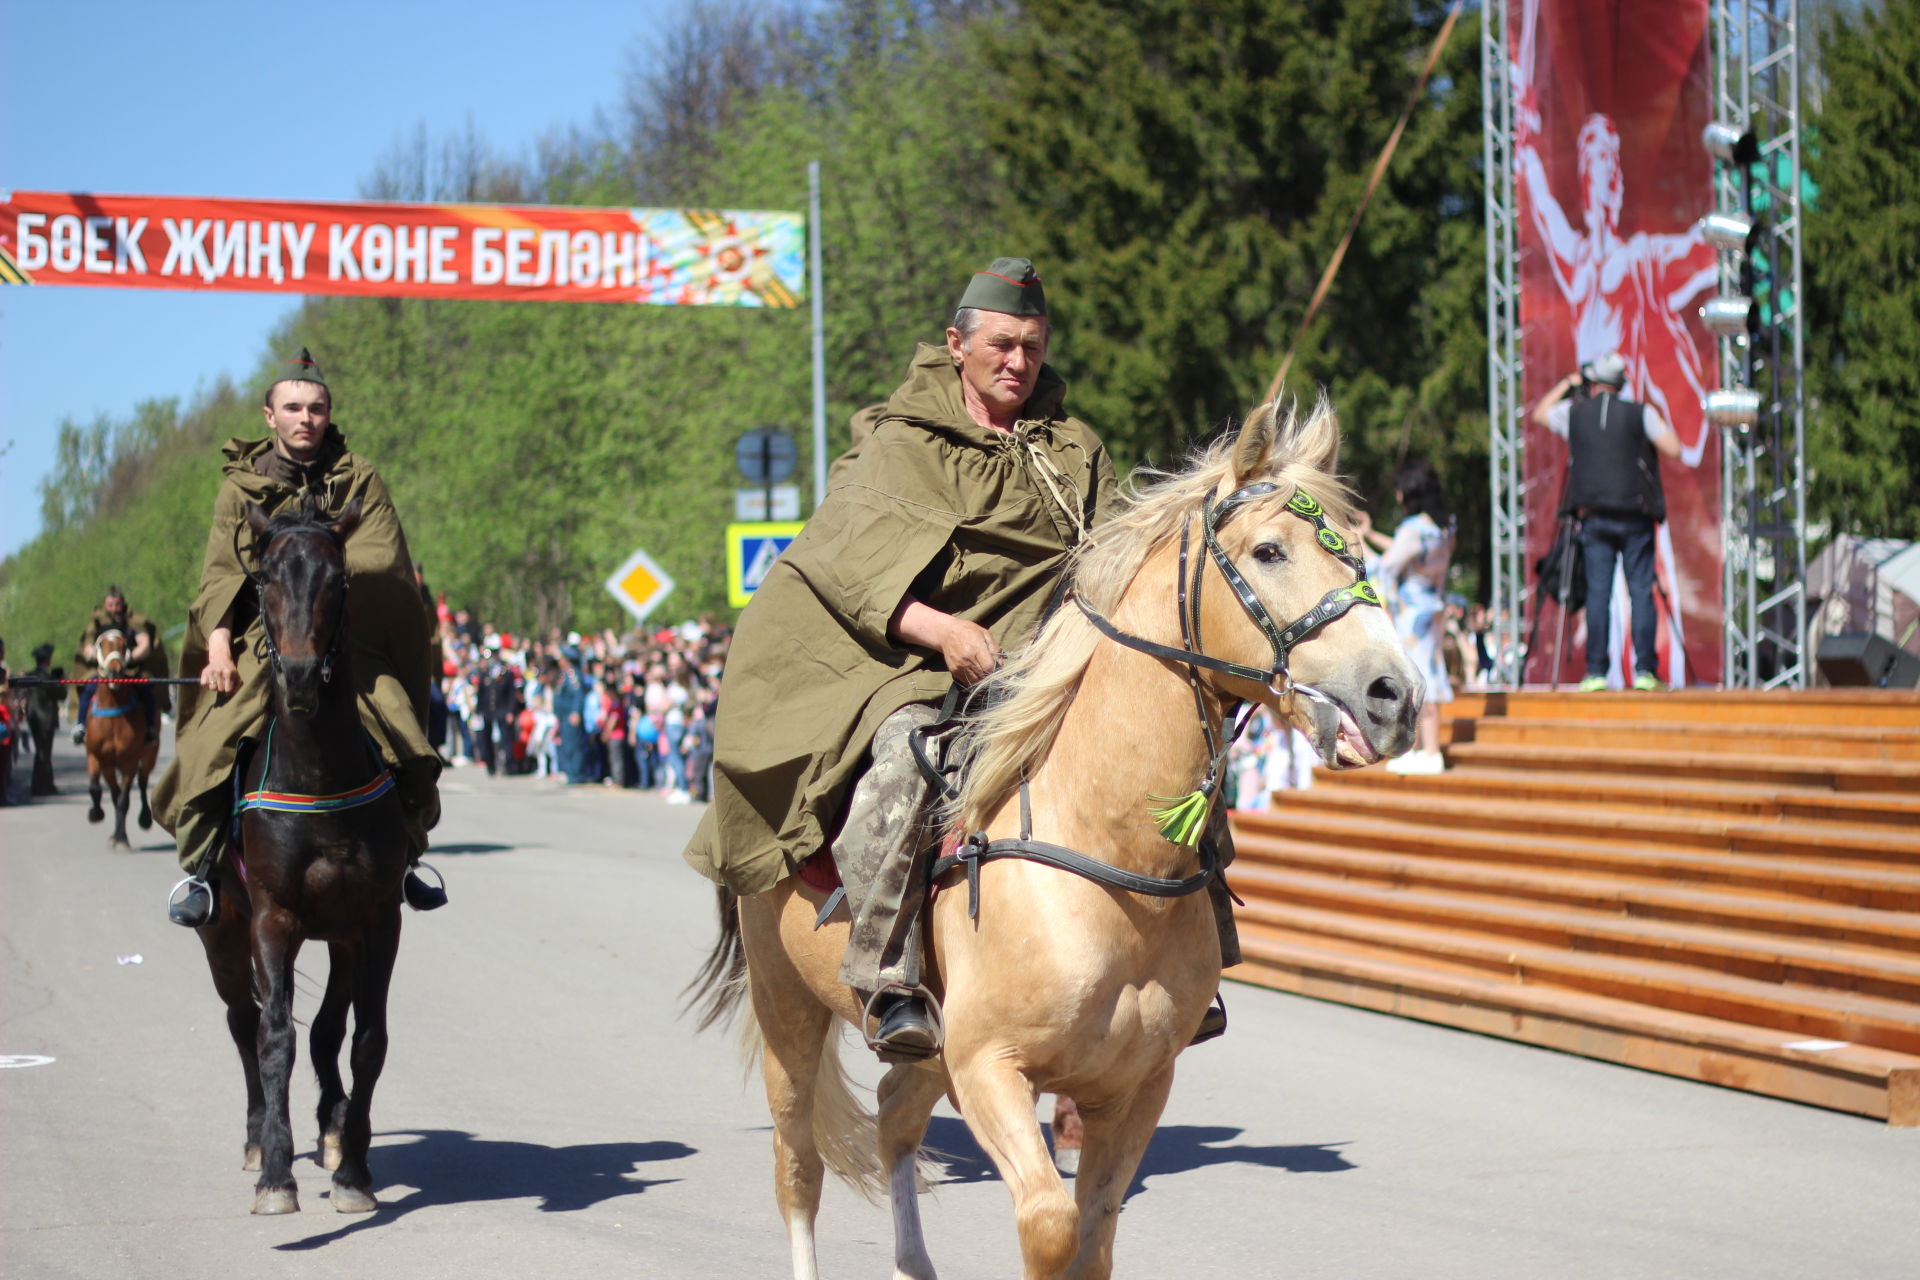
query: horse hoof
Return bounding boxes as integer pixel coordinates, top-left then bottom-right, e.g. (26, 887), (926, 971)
(319, 1135), (343, 1172)
(87, 809), (104, 824)
(138, 814), (153, 830)
(243, 1145), (262, 1172)
(252, 1186), (300, 1215)
(331, 1183), (377, 1214)
(110, 838), (131, 852)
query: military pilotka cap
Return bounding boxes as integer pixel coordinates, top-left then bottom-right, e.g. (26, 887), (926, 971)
(957, 257), (1047, 317)
(272, 347), (328, 389)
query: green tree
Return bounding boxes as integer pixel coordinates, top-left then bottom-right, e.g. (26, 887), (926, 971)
(1805, 0), (1920, 539)
(974, 0), (1487, 575)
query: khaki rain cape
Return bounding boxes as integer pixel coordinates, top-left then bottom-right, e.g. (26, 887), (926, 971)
(685, 342), (1119, 895)
(153, 431), (440, 847)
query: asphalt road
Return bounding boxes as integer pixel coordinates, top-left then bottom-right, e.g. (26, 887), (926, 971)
(3, 741), (1915, 1279)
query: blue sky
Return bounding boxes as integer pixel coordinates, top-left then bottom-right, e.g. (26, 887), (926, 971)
(0, 0), (683, 558)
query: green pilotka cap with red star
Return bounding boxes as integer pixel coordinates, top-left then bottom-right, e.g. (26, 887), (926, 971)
(956, 257), (1047, 317)
(271, 347), (327, 390)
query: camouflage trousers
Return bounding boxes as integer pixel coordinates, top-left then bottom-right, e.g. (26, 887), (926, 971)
(833, 702), (1241, 998)
(835, 703), (946, 996)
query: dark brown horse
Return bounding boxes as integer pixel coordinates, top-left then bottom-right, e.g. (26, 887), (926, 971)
(84, 628), (158, 848)
(197, 497), (409, 1215)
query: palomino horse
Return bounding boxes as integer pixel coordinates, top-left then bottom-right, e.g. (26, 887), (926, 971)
(692, 399), (1421, 1279)
(84, 627), (158, 848)
(196, 497), (409, 1215)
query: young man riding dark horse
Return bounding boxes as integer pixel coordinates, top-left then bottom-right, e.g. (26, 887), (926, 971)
(154, 348), (447, 926)
(71, 586), (168, 746)
(685, 258), (1237, 1060)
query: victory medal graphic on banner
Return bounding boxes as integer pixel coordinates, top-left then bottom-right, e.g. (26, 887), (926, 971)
(0, 192), (805, 307)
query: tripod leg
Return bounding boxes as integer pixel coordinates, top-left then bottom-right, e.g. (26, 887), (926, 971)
(1549, 517), (1579, 689)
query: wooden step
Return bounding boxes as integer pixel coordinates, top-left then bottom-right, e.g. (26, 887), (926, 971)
(1228, 837), (1920, 951)
(1259, 788), (1920, 867)
(1235, 901), (1920, 1055)
(1228, 863), (1920, 1003)
(1310, 766), (1920, 829)
(1232, 688), (1920, 1124)
(1448, 688), (1920, 729)
(1231, 929), (1920, 1125)
(1232, 814), (1920, 910)
(1442, 742), (1920, 792)
(1461, 717), (1920, 762)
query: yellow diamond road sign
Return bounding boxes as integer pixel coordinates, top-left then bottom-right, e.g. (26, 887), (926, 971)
(604, 549), (676, 623)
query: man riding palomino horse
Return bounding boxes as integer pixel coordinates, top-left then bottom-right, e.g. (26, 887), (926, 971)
(71, 587), (169, 746)
(153, 347), (447, 927)
(685, 257), (1237, 1058)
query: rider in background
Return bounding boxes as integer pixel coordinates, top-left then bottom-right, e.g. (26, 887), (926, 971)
(71, 587), (167, 746)
(153, 348), (447, 927)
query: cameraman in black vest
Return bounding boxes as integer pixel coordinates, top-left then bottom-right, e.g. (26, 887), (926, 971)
(1531, 352), (1681, 691)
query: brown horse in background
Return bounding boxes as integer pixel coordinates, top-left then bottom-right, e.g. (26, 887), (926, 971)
(85, 628), (158, 849)
(692, 400), (1421, 1279)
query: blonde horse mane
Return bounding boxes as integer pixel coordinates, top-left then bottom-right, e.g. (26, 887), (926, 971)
(954, 396), (1355, 832)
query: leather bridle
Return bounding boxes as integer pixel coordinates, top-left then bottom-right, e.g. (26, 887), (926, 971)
(1073, 482), (1381, 707)
(238, 519), (349, 685)
(922, 481), (1384, 916)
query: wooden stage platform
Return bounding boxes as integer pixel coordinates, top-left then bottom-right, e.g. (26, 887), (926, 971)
(1227, 688), (1920, 1126)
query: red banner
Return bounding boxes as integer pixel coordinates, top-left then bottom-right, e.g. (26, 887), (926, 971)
(1510, 0), (1723, 686)
(0, 191), (805, 307)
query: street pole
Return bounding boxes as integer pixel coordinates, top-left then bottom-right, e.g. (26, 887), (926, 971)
(808, 160), (828, 512)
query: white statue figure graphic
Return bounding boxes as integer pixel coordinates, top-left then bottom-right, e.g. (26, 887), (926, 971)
(1511, 0), (1719, 685)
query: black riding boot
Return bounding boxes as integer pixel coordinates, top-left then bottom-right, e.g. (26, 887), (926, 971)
(168, 875), (217, 928)
(403, 861), (448, 911)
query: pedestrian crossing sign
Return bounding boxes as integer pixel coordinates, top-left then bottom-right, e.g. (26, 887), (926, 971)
(726, 521), (805, 607)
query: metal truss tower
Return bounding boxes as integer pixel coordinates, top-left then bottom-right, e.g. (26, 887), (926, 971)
(1711, 0), (1809, 689)
(1481, 0), (1525, 687)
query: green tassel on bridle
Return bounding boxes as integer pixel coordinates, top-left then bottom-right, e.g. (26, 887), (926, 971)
(1147, 786), (1214, 848)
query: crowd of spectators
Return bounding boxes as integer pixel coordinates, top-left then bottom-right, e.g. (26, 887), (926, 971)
(431, 604), (729, 802)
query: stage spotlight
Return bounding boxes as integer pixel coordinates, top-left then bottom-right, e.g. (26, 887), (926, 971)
(1705, 389), (1762, 430)
(1701, 296), (1759, 337)
(1701, 211), (1758, 253)
(1702, 121), (1760, 166)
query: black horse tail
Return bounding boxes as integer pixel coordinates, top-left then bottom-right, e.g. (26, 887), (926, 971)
(683, 884), (748, 1032)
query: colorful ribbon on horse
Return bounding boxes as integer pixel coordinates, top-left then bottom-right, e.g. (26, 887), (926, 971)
(236, 770), (396, 815)
(88, 703), (132, 718)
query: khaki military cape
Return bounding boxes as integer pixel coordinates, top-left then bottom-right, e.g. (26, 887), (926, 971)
(684, 343), (1119, 895)
(153, 430), (440, 845)
(76, 608), (172, 714)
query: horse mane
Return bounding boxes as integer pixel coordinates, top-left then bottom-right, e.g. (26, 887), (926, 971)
(953, 396), (1356, 832)
(262, 501), (337, 546)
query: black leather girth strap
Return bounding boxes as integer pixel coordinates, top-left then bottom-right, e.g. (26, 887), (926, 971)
(927, 781), (1215, 920)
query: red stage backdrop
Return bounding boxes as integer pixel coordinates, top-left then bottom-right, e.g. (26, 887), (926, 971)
(0, 192), (805, 307)
(1510, 0), (1723, 686)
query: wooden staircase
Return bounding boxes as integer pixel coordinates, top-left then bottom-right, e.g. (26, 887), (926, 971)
(1227, 689), (1920, 1125)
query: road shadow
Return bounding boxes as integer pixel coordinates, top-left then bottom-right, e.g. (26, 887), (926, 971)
(425, 842), (522, 856)
(275, 1128), (693, 1250)
(923, 1116), (1354, 1198)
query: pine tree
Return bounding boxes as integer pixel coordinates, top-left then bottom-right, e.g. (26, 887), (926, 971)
(973, 0), (1487, 571)
(1805, 0), (1920, 539)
